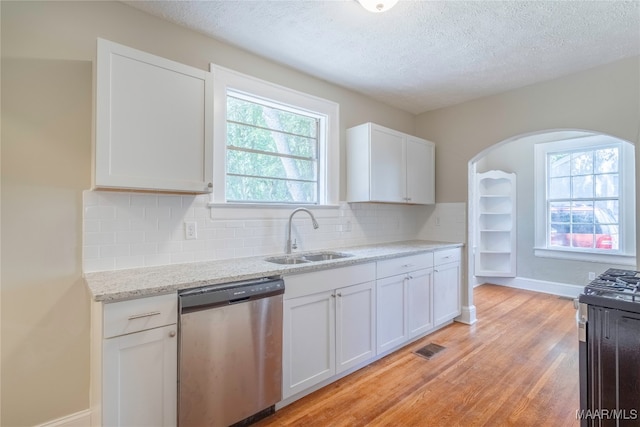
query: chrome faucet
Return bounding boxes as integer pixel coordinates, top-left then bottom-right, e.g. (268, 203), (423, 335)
(286, 208), (319, 254)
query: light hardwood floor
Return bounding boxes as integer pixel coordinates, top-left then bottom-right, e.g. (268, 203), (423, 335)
(257, 284), (580, 427)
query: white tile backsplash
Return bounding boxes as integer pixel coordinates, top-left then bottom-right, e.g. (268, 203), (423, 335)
(417, 202), (467, 243)
(82, 190), (463, 272)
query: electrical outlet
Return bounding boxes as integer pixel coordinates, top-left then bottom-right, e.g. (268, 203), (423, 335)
(588, 272), (596, 281)
(185, 221), (198, 240)
(345, 220), (352, 232)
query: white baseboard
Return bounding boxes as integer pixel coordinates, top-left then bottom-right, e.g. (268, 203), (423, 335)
(482, 276), (583, 299)
(456, 305), (477, 325)
(36, 410), (91, 427)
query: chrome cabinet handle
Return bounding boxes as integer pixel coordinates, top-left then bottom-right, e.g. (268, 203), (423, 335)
(169, 330), (176, 338)
(128, 311), (161, 321)
(331, 294), (336, 298)
(337, 292), (342, 297)
(402, 264), (414, 268)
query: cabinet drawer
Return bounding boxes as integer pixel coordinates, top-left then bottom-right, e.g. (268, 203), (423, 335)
(434, 248), (461, 265)
(285, 263), (376, 300)
(104, 293), (177, 338)
(376, 253), (433, 278)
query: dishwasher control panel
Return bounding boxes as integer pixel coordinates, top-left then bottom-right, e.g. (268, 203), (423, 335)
(179, 277), (284, 312)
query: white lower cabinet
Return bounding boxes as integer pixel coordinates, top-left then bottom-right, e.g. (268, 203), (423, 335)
(282, 263), (376, 400)
(376, 259), (434, 355)
(376, 274), (408, 353)
(87, 246), (464, 420)
(434, 248), (462, 326)
(103, 325), (177, 427)
(335, 281), (376, 373)
(283, 290), (336, 397)
(91, 293), (178, 427)
(407, 268), (435, 337)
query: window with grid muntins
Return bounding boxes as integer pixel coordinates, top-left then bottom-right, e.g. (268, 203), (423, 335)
(225, 92), (320, 204)
(546, 144), (620, 251)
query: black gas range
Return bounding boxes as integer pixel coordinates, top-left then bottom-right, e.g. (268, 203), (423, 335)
(580, 268), (640, 312)
(577, 269), (640, 426)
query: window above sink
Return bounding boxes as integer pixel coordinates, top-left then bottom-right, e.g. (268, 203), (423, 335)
(209, 64), (340, 207)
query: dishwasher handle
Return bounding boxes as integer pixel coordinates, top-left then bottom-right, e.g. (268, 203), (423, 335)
(179, 277), (284, 313)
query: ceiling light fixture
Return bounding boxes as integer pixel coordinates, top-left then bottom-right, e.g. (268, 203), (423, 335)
(357, 0), (399, 13)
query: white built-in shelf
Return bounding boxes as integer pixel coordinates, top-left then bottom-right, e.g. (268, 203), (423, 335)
(474, 170), (516, 277)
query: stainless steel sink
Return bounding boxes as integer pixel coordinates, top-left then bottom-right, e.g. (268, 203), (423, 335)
(265, 251), (353, 265)
(264, 256), (310, 265)
(301, 252), (353, 262)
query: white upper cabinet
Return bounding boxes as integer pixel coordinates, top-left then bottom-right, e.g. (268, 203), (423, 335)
(369, 127), (405, 202)
(346, 122), (435, 205)
(406, 136), (435, 204)
(95, 39), (213, 193)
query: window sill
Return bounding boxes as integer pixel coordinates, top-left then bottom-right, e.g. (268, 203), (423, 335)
(534, 247), (636, 266)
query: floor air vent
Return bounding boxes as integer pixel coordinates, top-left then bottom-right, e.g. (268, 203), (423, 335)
(414, 343), (446, 360)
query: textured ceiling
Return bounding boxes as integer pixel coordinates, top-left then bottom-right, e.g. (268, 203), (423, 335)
(124, 0), (640, 114)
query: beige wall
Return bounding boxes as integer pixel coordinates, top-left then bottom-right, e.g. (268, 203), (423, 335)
(0, 1), (415, 425)
(416, 56), (640, 279)
(2, 57), (92, 425)
(416, 56), (640, 203)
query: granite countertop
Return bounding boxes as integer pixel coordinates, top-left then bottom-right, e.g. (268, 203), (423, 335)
(84, 240), (463, 302)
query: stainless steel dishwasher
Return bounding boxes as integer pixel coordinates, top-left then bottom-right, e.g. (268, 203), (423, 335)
(178, 277), (284, 427)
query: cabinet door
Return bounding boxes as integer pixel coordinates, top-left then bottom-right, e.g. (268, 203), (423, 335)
(407, 268), (434, 338)
(282, 291), (335, 399)
(434, 262), (462, 325)
(336, 281), (376, 373)
(95, 39), (213, 193)
(406, 137), (435, 205)
(103, 325), (177, 427)
(370, 126), (405, 203)
(376, 274), (407, 354)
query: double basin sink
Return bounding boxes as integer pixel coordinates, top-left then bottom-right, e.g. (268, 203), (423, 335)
(265, 251), (353, 265)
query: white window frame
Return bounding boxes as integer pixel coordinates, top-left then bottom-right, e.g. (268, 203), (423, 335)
(534, 134), (636, 265)
(209, 64), (339, 208)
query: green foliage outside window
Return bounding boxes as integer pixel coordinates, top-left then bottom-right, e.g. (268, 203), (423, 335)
(226, 95), (319, 203)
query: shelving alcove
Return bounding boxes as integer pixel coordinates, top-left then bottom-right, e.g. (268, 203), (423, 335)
(474, 170), (516, 277)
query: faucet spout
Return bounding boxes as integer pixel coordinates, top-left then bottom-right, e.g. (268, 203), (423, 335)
(286, 208), (319, 254)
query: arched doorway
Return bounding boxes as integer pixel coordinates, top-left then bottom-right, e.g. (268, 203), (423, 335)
(465, 129), (636, 324)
